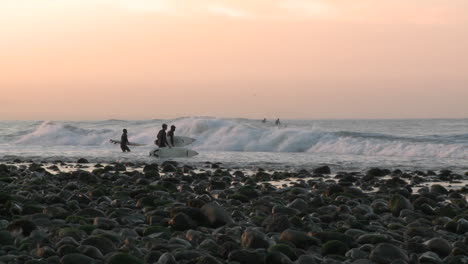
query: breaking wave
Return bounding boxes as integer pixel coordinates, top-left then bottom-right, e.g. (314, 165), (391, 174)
(10, 118), (468, 159)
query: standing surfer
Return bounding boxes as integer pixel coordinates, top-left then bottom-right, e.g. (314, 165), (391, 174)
(167, 125), (176, 147)
(275, 118), (281, 126)
(121, 129), (131, 152)
(155, 124), (171, 148)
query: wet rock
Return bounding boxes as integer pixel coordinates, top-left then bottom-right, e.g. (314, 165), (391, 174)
(322, 240), (349, 256)
(77, 158), (89, 164)
(60, 253), (96, 264)
(81, 236), (116, 255)
(313, 232), (354, 247)
(262, 215), (291, 233)
(357, 234), (389, 245)
(389, 194), (413, 216)
(93, 217), (118, 230)
(7, 219), (37, 236)
(168, 212), (197, 231)
(268, 244), (296, 261)
(369, 243), (408, 264)
(200, 203), (233, 227)
(228, 249), (265, 264)
(367, 168), (388, 177)
(77, 245), (104, 259)
(314, 166), (331, 175)
(241, 228), (270, 249)
(418, 252), (441, 264)
(0, 230), (14, 246)
(157, 252), (177, 264)
(280, 229), (319, 249)
(430, 184), (448, 195)
(106, 253), (144, 264)
(265, 251), (293, 264)
(423, 238), (451, 257)
(456, 218), (468, 234)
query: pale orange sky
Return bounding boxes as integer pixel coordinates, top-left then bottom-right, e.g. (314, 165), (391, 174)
(1, 0), (467, 120)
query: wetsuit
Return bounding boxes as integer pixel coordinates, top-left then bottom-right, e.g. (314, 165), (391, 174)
(156, 130), (169, 147)
(121, 133), (131, 152)
(167, 130), (175, 147)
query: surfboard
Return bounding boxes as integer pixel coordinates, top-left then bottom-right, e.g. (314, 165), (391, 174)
(109, 139), (146, 147)
(149, 147), (198, 158)
(168, 136), (196, 147)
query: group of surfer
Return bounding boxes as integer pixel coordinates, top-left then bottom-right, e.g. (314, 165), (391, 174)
(262, 118), (281, 126)
(119, 124), (176, 152)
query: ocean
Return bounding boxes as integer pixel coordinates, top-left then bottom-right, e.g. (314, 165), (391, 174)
(0, 117), (467, 172)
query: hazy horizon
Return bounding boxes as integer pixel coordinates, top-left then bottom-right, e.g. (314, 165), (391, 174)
(1, 0), (467, 120)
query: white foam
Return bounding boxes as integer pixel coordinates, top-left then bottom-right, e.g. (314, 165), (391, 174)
(10, 118), (468, 159)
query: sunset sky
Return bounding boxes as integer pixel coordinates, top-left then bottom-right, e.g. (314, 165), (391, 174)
(1, 0), (467, 120)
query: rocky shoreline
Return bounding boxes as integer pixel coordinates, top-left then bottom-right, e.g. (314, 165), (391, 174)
(0, 159), (467, 264)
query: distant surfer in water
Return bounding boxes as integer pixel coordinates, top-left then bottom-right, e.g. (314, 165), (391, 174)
(167, 125), (176, 147)
(262, 118), (267, 123)
(275, 118), (281, 126)
(121, 129), (131, 152)
(155, 124), (171, 148)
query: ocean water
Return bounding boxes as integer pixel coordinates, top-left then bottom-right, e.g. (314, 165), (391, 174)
(0, 117), (467, 172)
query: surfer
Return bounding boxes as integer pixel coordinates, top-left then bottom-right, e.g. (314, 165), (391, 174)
(120, 129), (131, 152)
(155, 124), (171, 148)
(262, 118), (267, 123)
(167, 125), (176, 147)
(275, 118), (281, 126)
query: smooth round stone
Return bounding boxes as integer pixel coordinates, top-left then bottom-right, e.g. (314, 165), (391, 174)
(60, 253), (97, 264)
(369, 243), (409, 264)
(424, 238), (452, 257)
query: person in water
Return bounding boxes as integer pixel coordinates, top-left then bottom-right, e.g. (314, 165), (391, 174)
(262, 118), (267, 123)
(167, 125), (176, 147)
(155, 124), (171, 148)
(275, 118), (281, 126)
(120, 129), (131, 152)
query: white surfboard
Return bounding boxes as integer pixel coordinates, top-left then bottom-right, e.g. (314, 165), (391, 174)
(149, 147), (198, 158)
(110, 139), (146, 146)
(168, 136), (196, 147)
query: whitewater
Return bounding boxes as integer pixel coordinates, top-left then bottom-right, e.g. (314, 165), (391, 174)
(0, 117), (467, 171)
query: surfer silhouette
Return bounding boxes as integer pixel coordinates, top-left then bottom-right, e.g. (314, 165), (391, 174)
(167, 125), (176, 147)
(121, 129), (131, 152)
(262, 118), (267, 123)
(155, 124), (171, 148)
(275, 118), (281, 126)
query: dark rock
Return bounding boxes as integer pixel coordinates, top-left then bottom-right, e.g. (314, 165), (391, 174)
(60, 253), (96, 264)
(162, 163), (177, 173)
(157, 253), (177, 264)
(280, 229), (319, 249)
(369, 243), (409, 264)
(241, 228), (270, 249)
(262, 215), (291, 233)
(77, 158), (89, 164)
(200, 203), (233, 227)
(423, 238), (451, 257)
(0, 231), (14, 246)
(93, 217), (118, 230)
(430, 184), (448, 195)
(168, 213), (197, 231)
(7, 219), (37, 236)
(389, 194), (414, 216)
(314, 166), (331, 174)
(313, 232), (354, 247)
(81, 236), (116, 255)
(322, 240), (349, 256)
(228, 249), (265, 264)
(265, 251), (293, 264)
(106, 253), (144, 264)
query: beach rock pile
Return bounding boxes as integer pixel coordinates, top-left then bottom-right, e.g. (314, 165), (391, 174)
(0, 162), (467, 264)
